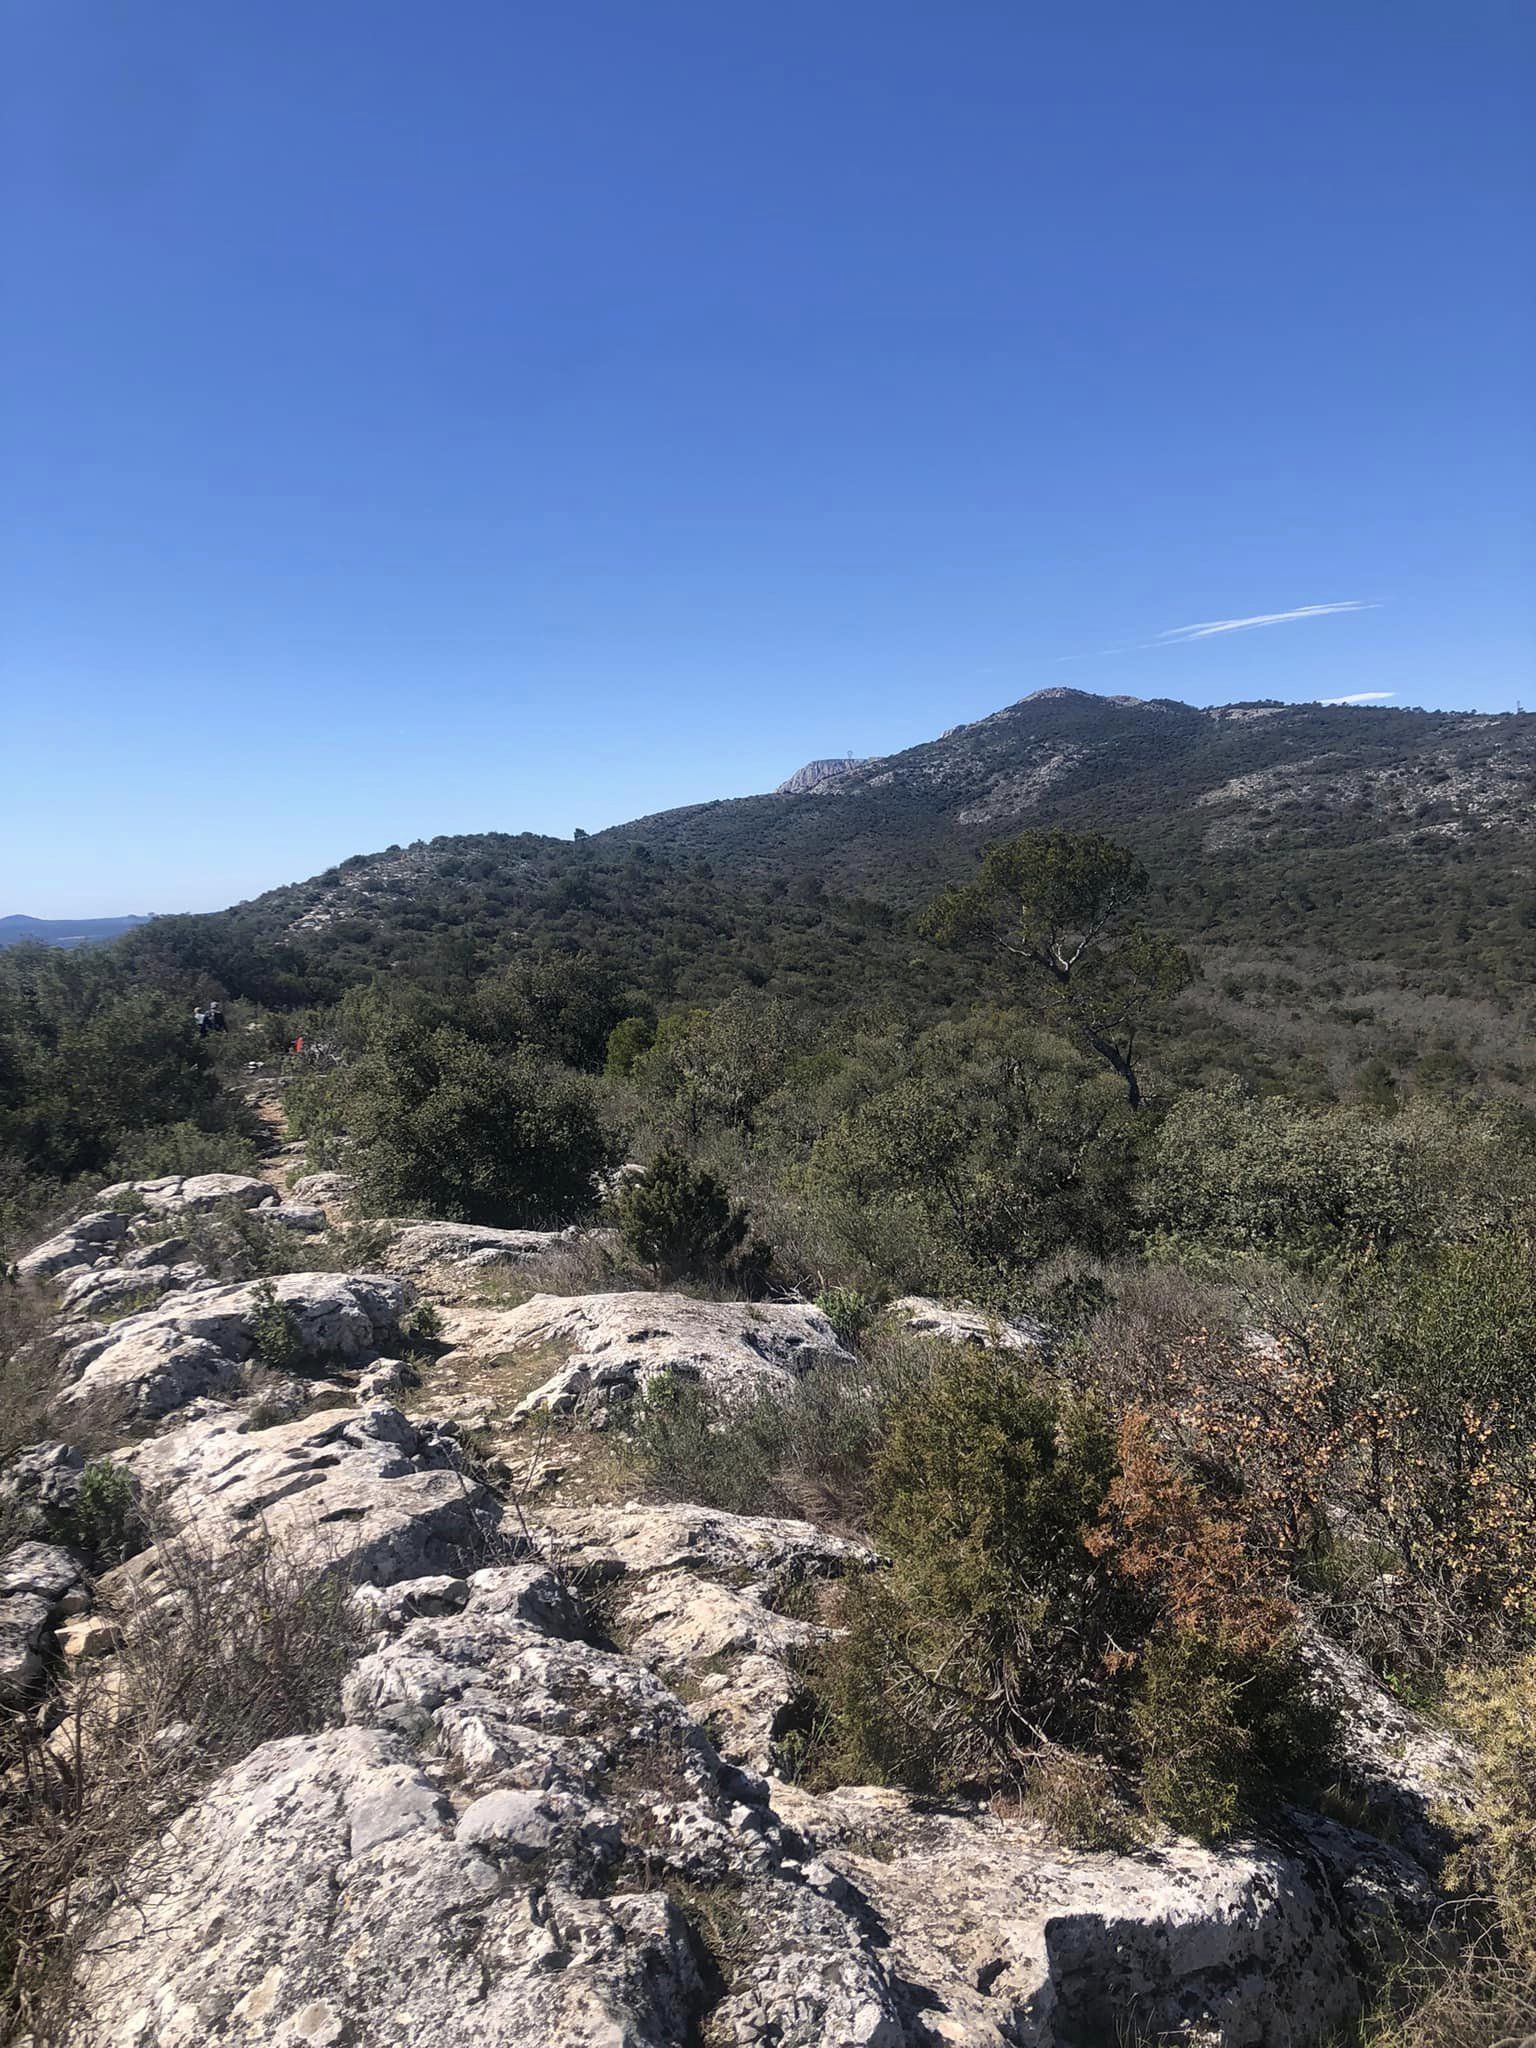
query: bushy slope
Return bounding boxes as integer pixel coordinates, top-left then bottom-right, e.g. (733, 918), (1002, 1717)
(122, 690), (1536, 1018)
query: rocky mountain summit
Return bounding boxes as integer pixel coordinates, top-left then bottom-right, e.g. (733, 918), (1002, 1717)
(773, 757), (870, 797)
(0, 1158), (1485, 2047)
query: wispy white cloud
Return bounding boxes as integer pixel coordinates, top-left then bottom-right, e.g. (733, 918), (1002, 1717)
(1321, 691), (1395, 705)
(1156, 601), (1377, 644)
(1051, 599), (1381, 667)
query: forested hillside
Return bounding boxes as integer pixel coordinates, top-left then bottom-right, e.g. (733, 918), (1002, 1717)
(123, 690), (1536, 1004)
(77, 689), (1534, 1131)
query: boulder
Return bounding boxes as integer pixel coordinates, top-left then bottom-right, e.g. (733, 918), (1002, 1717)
(544, 1498), (873, 1586)
(106, 1401), (495, 1590)
(96, 1173), (280, 1214)
(290, 1170), (357, 1208)
(60, 1261), (208, 1320)
(886, 1296), (1050, 1353)
(120, 1236), (194, 1269)
(774, 1779), (1434, 2047)
(541, 1501), (876, 1771)
(2, 1539), (87, 1605)
(54, 1272), (412, 1423)
(14, 1211), (132, 1283)
(1300, 1629), (1478, 1870)
(0, 1588), (53, 1702)
(0, 1540), (87, 1703)
(355, 1357), (419, 1403)
(388, 1220), (579, 1270)
(58, 1613), (123, 1661)
(258, 1203), (327, 1233)
(503, 1292), (855, 1422)
(0, 1442), (86, 1539)
(351, 1574), (471, 1628)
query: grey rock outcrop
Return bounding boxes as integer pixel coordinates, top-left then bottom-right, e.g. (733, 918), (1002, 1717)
(54, 1272), (411, 1422)
(256, 1202), (326, 1232)
(0, 1540), (87, 1703)
(57, 1539), (1439, 2048)
(107, 1401), (494, 1590)
(94, 1172), (279, 1214)
(14, 1179), (277, 1285)
(65, 1565), (906, 2048)
(544, 1498), (874, 1585)
(543, 1501), (876, 1771)
(1300, 1629), (1478, 1870)
(0, 1440), (86, 1541)
(60, 1722), (708, 2048)
(60, 1260), (208, 1320)
(774, 1780), (1432, 2047)
(887, 1295), (1051, 1354)
(14, 1211), (133, 1283)
(290, 1170), (358, 1208)
(388, 1220), (580, 1270)
(775, 756), (870, 796)
(505, 1292), (855, 1422)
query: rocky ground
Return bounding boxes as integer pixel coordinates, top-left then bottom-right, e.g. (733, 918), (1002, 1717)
(0, 1143), (1480, 2047)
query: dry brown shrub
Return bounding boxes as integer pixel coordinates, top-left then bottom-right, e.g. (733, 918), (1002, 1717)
(1087, 1412), (1297, 1660)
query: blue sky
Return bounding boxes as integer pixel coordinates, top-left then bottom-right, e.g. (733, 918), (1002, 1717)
(3, 1), (1532, 915)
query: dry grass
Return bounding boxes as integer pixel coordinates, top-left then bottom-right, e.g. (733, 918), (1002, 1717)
(0, 1522), (370, 2043)
(0, 1279), (65, 1469)
(1355, 1933), (1536, 2047)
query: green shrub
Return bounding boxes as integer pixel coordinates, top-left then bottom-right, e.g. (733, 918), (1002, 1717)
(821, 1353), (1120, 1790)
(802, 1012), (1138, 1300)
(339, 1017), (619, 1226)
(815, 1287), (875, 1350)
(1130, 1633), (1253, 1840)
(622, 1327), (936, 1527)
(106, 1122), (259, 1183)
(401, 1300), (443, 1355)
(624, 1372), (779, 1515)
(67, 1460), (141, 1563)
(614, 1149), (769, 1286)
(1142, 1087), (1536, 1268)
(249, 1281), (304, 1372)
(811, 1363), (1332, 1833)
(605, 1014), (657, 1078)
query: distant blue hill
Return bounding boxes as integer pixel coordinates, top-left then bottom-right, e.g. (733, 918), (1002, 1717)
(0, 914), (150, 950)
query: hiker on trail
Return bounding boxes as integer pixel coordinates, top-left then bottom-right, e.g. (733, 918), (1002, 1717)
(194, 1007), (209, 1038)
(209, 1002), (228, 1033)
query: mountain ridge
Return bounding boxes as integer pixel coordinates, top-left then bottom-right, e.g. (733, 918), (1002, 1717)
(119, 688), (1536, 1019)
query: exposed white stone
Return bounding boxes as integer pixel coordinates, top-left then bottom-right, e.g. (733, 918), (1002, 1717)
(290, 1171), (357, 1208)
(502, 1292), (856, 1421)
(886, 1296), (1050, 1353)
(541, 1501), (875, 1772)
(60, 1261), (208, 1320)
(388, 1220), (580, 1270)
(261, 1203), (327, 1232)
(0, 1541), (86, 1703)
(54, 1272), (411, 1422)
(98, 1173), (280, 1214)
(1300, 1628), (1478, 1869)
(14, 1212), (132, 1283)
(105, 1401), (494, 1591)
(774, 1780), (1433, 2047)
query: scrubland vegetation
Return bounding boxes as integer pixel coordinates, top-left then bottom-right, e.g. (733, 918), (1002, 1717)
(5, 817), (1536, 2040)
